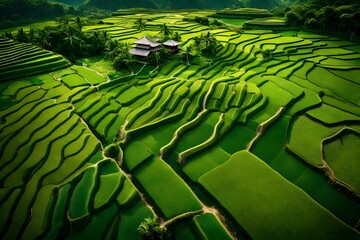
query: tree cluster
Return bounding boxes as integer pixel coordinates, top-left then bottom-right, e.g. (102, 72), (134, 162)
(277, 0), (360, 38)
(194, 16), (210, 26)
(104, 39), (136, 73)
(193, 32), (220, 56)
(137, 217), (170, 240)
(178, 31), (221, 65)
(3, 16), (108, 61)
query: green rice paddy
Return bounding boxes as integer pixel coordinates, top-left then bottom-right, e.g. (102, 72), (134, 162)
(0, 8), (360, 240)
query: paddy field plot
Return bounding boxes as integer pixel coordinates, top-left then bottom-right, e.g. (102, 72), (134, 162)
(0, 37), (71, 81)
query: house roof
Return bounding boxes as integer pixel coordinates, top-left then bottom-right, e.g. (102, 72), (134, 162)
(163, 39), (180, 47)
(135, 36), (160, 48)
(129, 48), (151, 57)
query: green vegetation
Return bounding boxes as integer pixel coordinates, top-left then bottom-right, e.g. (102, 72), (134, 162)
(199, 151), (360, 239)
(323, 131), (360, 193)
(278, 0), (360, 40)
(134, 157), (202, 219)
(137, 217), (170, 240)
(0, 37), (71, 81)
(1, 6), (360, 240)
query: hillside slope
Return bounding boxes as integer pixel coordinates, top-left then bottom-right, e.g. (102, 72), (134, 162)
(81, 0), (294, 10)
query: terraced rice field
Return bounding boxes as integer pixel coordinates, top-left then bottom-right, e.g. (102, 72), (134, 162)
(1, 10), (360, 239)
(0, 37), (71, 81)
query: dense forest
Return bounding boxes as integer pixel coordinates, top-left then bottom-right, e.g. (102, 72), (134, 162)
(279, 0), (360, 37)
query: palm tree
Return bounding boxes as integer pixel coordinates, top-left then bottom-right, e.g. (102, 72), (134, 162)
(104, 39), (120, 61)
(134, 18), (146, 31)
(193, 36), (202, 53)
(4, 32), (14, 39)
(179, 46), (193, 65)
(73, 16), (84, 32)
(28, 28), (36, 43)
(200, 32), (218, 55)
(160, 23), (172, 39)
(113, 52), (136, 73)
(123, 54), (136, 73)
(101, 30), (111, 42)
(57, 17), (69, 29)
(172, 32), (182, 42)
(202, 32), (216, 48)
(37, 29), (52, 49)
(15, 28), (28, 42)
(63, 26), (83, 51)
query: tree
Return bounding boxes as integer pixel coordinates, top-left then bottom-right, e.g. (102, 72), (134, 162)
(57, 17), (69, 29)
(134, 18), (146, 31)
(104, 39), (120, 61)
(160, 23), (172, 39)
(137, 217), (170, 240)
(37, 29), (52, 50)
(101, 30), (111, 43)
(193, 36), (202, 53)
(172, 32), (182, 42)
(200, 17), (210, 26)
(147, 46), (170, 66)
(213, 19), (224, 27)
(153, 51), (161, 66)
(179, 45), (195, 65)
(317, 6), (339, 30)
(73, 16), (84, 32)
(88, 30), (105, 54)
(285, 10), (301, 26)
(200, 32), (218, 55)
(28, 28), (36, 43)
(261, 49), (272, 59)
(195, 16), (210, 26)
(63, 26), (83, 54)
(4, 32), (14, 39)
(112, 42), (136, 73)
(15, 28), (28, 42)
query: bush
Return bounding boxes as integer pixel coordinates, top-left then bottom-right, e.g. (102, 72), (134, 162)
(262, 49), (272, 59)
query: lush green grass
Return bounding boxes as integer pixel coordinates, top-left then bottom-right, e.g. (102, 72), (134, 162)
(182, 146), (230, 181)
(213, 18), (247, 26)
(0, 39), (71, 81)
(245, 17), (286, 28)
(324, 131), (360, 192)
(123, 141), (153, 171)
(307, 66), (360, 105)
(288, 115), (342, 166)
(306, 103), (360, 125)
(193, 213), (233, 240)
(199, 150), (360, 240)
(134, 157), (202, 219)
(61, 74), (90, 88)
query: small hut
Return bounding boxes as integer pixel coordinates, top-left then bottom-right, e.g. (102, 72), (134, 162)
(162, 39), (180, 53)
(129, 36), (161, 58)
